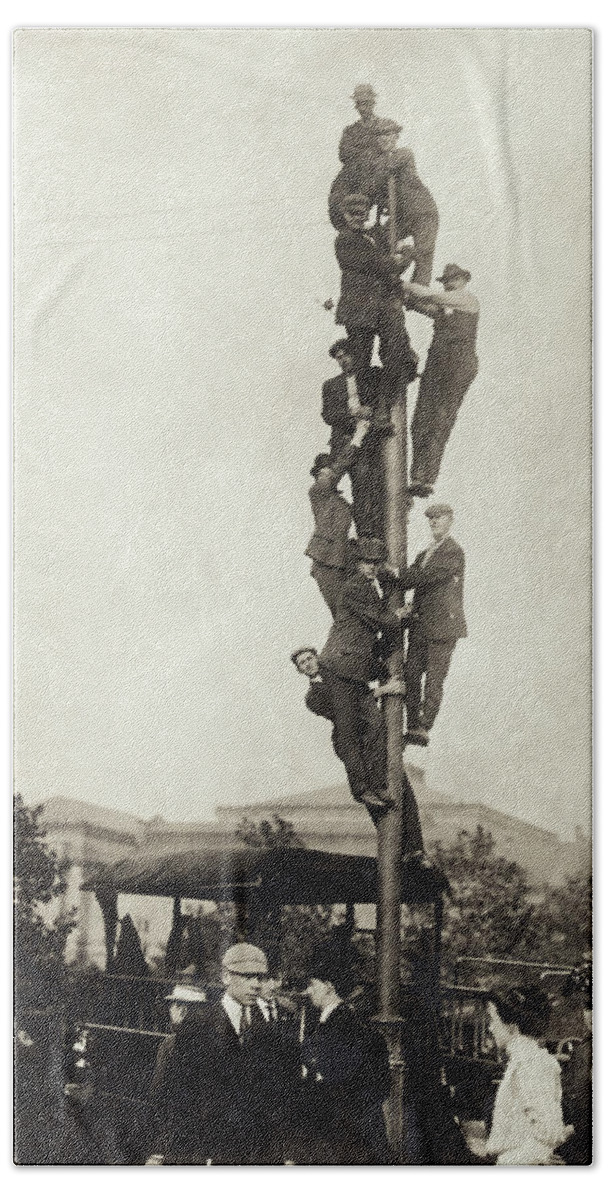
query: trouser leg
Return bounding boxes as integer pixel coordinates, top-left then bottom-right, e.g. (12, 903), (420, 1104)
(310, 562), (348, 618)
(422, 389), (465, 486)
(402, 770), (424, 856)
(422, 640), (456, 729)
(376, 302), (418, 399)
(409, 209), (439, 286)
(349, 441), (384, 538)
(327, 673), (372, 800)
(404, 633), (428, 729)
(345, 327), (375, 374)
(410, 383), (442, 484)
(358, 689), (387, 796)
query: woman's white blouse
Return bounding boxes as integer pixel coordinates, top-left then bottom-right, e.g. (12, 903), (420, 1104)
(486, 1035), (569, 1164)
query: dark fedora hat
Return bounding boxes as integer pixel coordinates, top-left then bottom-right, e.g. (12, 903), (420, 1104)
(436, 263), (471, 283)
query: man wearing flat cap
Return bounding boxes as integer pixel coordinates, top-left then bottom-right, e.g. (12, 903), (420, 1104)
(369, 120), (439, 286)
(305, 415), (371, 616)
(156, 943), (300, 1164)
(394, 504), (466, 746)
(403, 265), (480, 497)
(334, 193), (418, 406)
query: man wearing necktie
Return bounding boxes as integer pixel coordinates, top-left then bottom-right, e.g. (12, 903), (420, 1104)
(157, 943), (300, 1164)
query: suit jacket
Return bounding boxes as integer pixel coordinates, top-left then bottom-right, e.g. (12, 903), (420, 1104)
(305, 439), (355, 568)
(160, 999), (298, 1164)
(321, 366), (382, 434)
(400, 536), (467, 641)
(320, 571), (401, 682)
(335, 227), (402, 330)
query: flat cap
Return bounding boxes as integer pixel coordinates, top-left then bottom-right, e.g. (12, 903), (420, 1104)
(375, 117), (403, 135)
(341, 192), (372, 215)
(164, 983), (207, 1003)
(222, 943), (268, 974)
(354, 536), (386, 562)
(351, 83), (376, 100)
(424, 503), (454, 519)
(436, 263), (471, 283)
(291, 645), (318, 665)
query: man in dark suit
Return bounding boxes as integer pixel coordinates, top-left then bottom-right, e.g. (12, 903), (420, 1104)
(305, 415), (369, 616)
(156, 944), (299, 1165)
(292, 643), (425, 856)
(301, 536), (408, 812)
(397, 504), (467, 746)
(301, 947), (391, 1164)
(321, 339), (386, 538)
(334, 193), (418, 399)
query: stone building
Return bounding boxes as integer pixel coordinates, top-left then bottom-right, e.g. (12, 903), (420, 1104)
(37, 769), (590, 970)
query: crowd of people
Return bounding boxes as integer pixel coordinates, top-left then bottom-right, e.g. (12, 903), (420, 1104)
(137, 945), (590, 1166)
(294, 83), (476, 833)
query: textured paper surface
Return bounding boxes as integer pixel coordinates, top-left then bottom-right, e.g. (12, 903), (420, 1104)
(13, 28), (592, 1167)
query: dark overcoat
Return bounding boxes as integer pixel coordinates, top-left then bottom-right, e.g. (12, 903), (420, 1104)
(301, 1003), (391, 1164)
(400, 536), (467, 641)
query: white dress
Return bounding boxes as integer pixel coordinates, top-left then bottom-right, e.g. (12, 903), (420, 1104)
(486, 1035), (570, 1165)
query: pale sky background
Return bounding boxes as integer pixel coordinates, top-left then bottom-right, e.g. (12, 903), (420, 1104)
(13, 27), (591, 839)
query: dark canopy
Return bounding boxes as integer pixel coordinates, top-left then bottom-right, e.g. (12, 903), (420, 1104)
(83, 846), (446, 907)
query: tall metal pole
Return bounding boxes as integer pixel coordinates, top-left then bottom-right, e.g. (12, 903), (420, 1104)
(376, 169), (410, 1161)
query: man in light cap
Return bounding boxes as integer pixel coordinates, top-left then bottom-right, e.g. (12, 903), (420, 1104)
(145, 978), (208, 1163)
(157, 942), (299, 1163)
(334, 193), (418, 405)
(403, 265), (480, 496)
(394, 504), (466, 746)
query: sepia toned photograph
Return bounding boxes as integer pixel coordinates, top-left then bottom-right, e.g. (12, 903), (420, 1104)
(13, 26), (592, 1166)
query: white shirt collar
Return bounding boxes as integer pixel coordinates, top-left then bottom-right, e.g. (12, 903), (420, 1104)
(319, 998), (342, 1025)
(221, 991), (245, 1034)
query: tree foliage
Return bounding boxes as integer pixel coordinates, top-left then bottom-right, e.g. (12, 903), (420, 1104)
(430, 825), (591, 972)
(14, 794), (75, 1009)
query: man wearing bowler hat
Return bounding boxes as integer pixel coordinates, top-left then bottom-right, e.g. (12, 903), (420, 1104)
(403, 264), (480, 497)
(157, 943), (299, 1164)
(334, 193), (418, 404)
(396, 504), (466, 746)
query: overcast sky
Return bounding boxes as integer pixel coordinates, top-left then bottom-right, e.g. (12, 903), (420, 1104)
(14, 28), (591, 838)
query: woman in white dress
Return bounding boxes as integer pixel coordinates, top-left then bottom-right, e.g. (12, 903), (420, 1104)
(484, 986), (573, 1165)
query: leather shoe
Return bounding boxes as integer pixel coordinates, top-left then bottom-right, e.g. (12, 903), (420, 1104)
(405, 727), (430, 747)
(407, 479), (434, 498)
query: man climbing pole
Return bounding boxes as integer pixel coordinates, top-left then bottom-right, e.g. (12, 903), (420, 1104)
(371, 119), (439, 286)
(305, 416), (370, 616)
(394, 504), (467, 747)
(333, 193), (418, 404)
(403, 265), (480, 498)
(291, 537), (408, 812)
(321, 339), (386, 538)
(291, 645), (426, 861)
